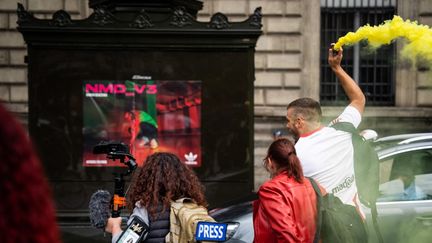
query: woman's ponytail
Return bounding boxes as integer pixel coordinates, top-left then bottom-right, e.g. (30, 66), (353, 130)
(265, 138), (303, 183)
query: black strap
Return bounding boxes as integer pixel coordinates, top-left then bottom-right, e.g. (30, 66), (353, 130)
(331, 122), (358, 135)
(307, 177), (322, 243)
(371, 204), (384, 243)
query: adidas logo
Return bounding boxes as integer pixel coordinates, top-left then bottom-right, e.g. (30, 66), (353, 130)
(184, 152), (198, 165)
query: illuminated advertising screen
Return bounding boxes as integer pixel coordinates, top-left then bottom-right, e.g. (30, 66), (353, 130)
(83, 80), (201, 167)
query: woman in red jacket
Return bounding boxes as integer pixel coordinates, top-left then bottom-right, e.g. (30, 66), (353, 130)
(253, 138), (324, 243)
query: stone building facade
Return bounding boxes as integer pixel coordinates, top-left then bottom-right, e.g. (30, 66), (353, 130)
(1, 0), (431, 189)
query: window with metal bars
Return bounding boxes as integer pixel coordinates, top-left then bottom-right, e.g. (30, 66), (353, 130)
(320, 0), (396, 106)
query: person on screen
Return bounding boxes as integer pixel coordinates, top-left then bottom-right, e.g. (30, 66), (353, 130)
(105, 152), (208, 243)
(253, 138), (325, 242)
(123, 110), (158, 149)
(0, 103), (61, 243)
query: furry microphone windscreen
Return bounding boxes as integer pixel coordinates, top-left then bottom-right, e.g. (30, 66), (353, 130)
(89, 190), (111, 229)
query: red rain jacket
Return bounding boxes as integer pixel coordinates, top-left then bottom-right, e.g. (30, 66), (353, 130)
(253, 172), (324, 243)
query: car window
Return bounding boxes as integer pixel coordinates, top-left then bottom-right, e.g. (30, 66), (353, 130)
(378, 149), (432, 202)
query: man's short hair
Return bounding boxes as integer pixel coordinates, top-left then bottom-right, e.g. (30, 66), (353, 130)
(287, 98), (322, 123)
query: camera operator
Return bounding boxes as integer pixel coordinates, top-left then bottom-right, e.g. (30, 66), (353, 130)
(104, 152), (208, 243)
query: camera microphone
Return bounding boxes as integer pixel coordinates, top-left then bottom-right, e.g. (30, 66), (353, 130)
(89, 190), (112, 229)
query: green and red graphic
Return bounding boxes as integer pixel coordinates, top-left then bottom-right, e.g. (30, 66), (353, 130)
(83, 80), (201, 167)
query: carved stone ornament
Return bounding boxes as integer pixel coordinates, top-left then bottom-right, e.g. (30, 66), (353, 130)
(130, 9), (154, 29)
(92, 6), (116, 26)
(51, 10), (73, 27)
(250, 7), (262, 28)
(16, 3), (34, 24)
(170, 7), (193, 27)
(208, 13), (231, 30)
(16, 2), (262, 34)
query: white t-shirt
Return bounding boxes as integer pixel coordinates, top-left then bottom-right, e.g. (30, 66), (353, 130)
(295, 106), (362, 208)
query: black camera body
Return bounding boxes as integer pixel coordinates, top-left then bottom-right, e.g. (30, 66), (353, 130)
(93, 141), (130, 155)
(93, 141), (137, 173)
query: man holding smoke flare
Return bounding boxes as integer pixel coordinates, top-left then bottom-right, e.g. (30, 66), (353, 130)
(286, 44), (366, 216)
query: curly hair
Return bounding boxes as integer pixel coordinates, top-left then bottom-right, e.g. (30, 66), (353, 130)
(0, 104), (60, 243)
(127, 152), (207, 218)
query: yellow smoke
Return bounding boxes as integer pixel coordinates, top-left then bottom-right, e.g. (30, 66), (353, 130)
(334, 15), (432, 64)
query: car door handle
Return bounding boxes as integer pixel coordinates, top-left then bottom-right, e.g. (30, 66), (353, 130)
(416, 216), (432, 226)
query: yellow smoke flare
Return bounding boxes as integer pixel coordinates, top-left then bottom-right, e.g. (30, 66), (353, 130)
(334, 15), (432, 63)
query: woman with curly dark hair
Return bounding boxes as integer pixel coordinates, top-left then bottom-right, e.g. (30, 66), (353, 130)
(105, 152), (207, 243)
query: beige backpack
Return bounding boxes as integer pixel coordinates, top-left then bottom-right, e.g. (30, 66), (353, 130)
(165, 198), (215, 243)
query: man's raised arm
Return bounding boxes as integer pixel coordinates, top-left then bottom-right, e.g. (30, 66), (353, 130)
(328, 46), (366, 114)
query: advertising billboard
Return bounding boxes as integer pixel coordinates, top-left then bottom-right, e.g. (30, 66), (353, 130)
(83, 80), (201, 167)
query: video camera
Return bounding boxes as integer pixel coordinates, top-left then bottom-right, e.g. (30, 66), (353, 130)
(93, 141), (137, 174)
(93, 141), (129, 154)
(91, 141), (137, 220)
